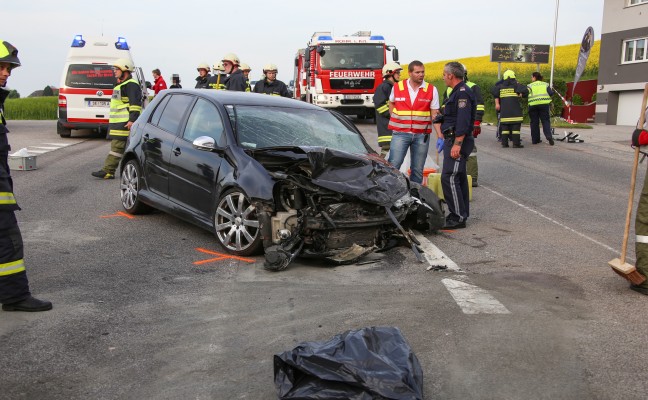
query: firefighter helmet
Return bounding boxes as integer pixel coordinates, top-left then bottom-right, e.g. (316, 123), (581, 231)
(0, 40), (21, 68)
(239, 63), (251, 72)
(213, 62), (225, 72)
(221, 53), (240, 65)
(113, 58), (133, 72)
(382, 62), (402, 77)
(263, 63), (278, 73)
(503, 69), (516, 79)
(197, 62), (211, 72)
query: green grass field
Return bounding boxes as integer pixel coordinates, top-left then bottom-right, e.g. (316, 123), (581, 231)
(3, 96), (57, 120)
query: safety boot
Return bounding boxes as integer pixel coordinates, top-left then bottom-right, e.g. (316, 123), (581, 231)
(2, 296), (53, 312)
(91, 170), (115, 179)
(501, 137), (509, 148)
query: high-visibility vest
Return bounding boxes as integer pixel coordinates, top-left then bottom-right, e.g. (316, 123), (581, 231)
(388, 80), (434, 134)
(527, 81), (552, 106)
(108, 78), (141, 138)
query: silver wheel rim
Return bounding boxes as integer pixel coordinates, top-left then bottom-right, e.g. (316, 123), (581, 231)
(120, 163), (138, 210)
(215, 192), (259, 252)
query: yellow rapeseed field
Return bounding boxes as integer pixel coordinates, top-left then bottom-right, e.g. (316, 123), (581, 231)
(402, 40), (600, 81)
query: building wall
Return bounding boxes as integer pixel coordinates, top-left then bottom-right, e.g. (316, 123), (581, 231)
(596, 0), (648, 124)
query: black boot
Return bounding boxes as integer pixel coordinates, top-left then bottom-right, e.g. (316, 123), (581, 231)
(512, 136), (524, 148)
(501, 137), (509, 148)
(2, 296), (53, 312)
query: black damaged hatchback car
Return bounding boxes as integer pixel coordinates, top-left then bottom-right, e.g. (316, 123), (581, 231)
(119, 89), (444, 270)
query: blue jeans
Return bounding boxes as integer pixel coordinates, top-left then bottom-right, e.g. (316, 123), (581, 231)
(388, 132), (430, 184)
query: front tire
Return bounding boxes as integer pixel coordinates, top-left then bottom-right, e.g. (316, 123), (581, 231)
(214, 189), (262, 256)
(120, 159), (152, 215)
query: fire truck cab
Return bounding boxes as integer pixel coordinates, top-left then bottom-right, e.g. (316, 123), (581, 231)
(57, 35), (147, 138)
(294, 31), (398, 120)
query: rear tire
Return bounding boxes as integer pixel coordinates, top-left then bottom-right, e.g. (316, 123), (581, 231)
(120, 159), (152, 215)
(57, 121), (71, 138)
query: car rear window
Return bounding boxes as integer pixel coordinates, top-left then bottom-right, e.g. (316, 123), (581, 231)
(65, 64), (116, 89)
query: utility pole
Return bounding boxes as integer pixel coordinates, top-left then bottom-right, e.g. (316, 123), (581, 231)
(550, 0), (559, 87)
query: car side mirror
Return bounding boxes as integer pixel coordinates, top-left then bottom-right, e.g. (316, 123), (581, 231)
(193, 136), (222, 153)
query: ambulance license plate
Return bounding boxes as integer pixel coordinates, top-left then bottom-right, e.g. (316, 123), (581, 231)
(87, 100), (109, 107)
(345, 95), (362, 100)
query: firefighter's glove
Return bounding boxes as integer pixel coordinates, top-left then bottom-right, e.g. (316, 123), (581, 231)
(473, 121), (482, 138)
(632, 129), (648, 147)
(436, 138), (444, 153)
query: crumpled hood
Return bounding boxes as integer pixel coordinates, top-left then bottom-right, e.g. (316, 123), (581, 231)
(304, 147), (409, 206)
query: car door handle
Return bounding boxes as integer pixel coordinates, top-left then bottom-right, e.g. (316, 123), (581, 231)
(143, 133), (150, 142)
(173, 147), (181, 156)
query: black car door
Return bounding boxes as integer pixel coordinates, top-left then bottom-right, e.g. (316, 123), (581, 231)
(168, 98), (225, 220)
(141, 94), (194, 198)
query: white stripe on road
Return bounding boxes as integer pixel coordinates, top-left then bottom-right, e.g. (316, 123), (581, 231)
(414, 232), (461, 272)
(31, 146), (60, 150)
(442, 278), (511, 314)
(483, 186), (622, 257)
(43, 142), (76, 146)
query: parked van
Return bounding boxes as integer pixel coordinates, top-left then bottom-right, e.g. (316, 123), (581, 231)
(57, 35), (147, 138)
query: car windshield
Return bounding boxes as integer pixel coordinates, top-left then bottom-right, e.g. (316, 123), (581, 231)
(319, 44), (384, 70)
(228, 106), (370, 154)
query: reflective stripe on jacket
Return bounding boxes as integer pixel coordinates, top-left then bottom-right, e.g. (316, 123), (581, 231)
(527, 81), (552, 106)
(108, 78), (142, 140)
(388, 80), (434, 134)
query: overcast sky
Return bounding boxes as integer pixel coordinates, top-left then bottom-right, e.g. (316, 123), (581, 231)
(4, 0), (604, 96)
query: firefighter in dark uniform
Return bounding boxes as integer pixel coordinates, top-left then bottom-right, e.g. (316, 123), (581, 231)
(92, 58), (143, 179)
(0, 40), (52, 311)
(195, 63), (212, 89)
(491, 69), (528, 148)
(442, 65), (484, 186)
(438, 62), (476, 229)
(253, 64), (291, 97)
(222, 53), (249, 92)
(373, 62), (401, 158)
(208, 62), (227, 90)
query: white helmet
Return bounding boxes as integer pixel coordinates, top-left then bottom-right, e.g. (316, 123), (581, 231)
(382, 62), (402, 77)
(113, 58), (133, 72)
(239, 63), (251, 71)
(263, 63), (278, 73)
(221, 52), (240, 65)
(197, 62), (211, 72)
(213, 62), (225, 72)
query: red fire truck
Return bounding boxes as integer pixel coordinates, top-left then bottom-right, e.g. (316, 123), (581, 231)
(293, 31), (399, 119)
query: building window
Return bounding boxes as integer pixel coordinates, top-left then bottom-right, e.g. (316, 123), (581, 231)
(622, 37), (647, 63)
(628, 0), (648, 5)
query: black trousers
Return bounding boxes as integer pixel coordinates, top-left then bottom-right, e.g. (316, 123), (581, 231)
(529, 104), (552, 143)
(441, 145), (471, 223)
(0, 213), (31, 304)
(499, 123), (522, 146)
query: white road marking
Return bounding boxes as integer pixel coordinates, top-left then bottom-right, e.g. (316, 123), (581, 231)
(442, 278), (511, 314)
(483, 186), (623, 257)
(414, 232), (461, 272)
(24, 141), (80, 156)
(43, 142), (76, 146)
(31, 146), (60, 150)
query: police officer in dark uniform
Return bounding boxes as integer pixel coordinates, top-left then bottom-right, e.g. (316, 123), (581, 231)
(0, 40), (52, 311)
(438, 62), (476, 229)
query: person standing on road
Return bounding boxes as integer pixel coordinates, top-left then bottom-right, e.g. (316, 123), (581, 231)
(527, 72), (555, 145)
(169, 74), (182, 89)
(92, 58), (142, 180)
(387, 60), (441, 184)
(151, 68), (167, 96)
(443, 64), (483, 187)
(0, 40), (52, 312)
(439, 62), (476, 229)
(253, 64), (291, 97)
(208, 62), (228, 90)
(222, 53), (249, 92)
(492, 69), (528, 148)
(374, 62), (401, 158)
(240, 63), (252, 92)
(195, 63), (212, 89)
(631, 105), (648, 295)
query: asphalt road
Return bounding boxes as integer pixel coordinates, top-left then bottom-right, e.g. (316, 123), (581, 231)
(1, 120), (647, 399)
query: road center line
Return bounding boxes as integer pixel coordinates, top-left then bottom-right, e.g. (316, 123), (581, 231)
(483, 186), (623, 258)
(414, 232), (461, 272)
(442, 278), (511, 314)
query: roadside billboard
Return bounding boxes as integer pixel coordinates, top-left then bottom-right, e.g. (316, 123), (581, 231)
(490, 43), (550, 64)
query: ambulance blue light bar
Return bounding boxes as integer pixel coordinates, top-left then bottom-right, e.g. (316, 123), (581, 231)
(115, 37), (129, 50)
(370, 35), (385, 40)
(71, 35), (86, 48)
(317, 35), (333, 40)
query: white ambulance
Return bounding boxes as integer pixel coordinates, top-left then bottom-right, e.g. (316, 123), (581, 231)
(57, 35), (147, 138)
